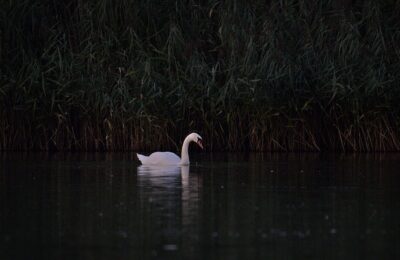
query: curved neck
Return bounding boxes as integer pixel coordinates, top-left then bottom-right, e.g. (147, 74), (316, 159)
(180, 136), (192, 165)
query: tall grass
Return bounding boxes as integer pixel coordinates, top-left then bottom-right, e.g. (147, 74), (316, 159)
(1, 0), (400, 151)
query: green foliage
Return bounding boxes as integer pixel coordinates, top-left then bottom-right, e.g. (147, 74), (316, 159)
(1, 0), (400, 151)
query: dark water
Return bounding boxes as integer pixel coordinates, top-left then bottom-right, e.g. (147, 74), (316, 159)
(1, 153), (400, 259)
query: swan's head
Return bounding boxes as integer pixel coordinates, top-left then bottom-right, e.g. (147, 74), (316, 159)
(188, 132), (203, 149)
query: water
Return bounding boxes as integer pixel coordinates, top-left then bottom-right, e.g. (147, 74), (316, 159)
(1, 153), (400, 259)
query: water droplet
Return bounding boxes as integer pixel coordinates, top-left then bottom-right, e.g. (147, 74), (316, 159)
(163, 244), (178, 251)
(117, 230), (128, 238)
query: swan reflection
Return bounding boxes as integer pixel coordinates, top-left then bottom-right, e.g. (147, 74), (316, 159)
(136, 165), (200, 245)
(137, 165), (189, 186)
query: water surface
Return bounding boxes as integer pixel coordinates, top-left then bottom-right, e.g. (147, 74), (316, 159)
(1, 153), (400, 259)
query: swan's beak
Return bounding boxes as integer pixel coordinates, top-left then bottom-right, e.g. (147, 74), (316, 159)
(197, 140), (204, 149)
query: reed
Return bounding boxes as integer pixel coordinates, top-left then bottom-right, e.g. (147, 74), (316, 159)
(1, 0), (400, 151)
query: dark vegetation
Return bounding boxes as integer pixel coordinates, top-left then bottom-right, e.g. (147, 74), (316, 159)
(1, 0), (400, 151)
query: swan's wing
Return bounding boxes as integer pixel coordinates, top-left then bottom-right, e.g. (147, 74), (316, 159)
(146, 152), (181, 165)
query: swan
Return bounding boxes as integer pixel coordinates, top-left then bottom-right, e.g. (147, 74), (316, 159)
(137, 133), (203, 165)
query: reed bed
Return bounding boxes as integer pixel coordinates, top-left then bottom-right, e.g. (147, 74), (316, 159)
(1, 0), (400, 151)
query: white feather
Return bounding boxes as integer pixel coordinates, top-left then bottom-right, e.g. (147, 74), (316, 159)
(136, 133), (202, 165)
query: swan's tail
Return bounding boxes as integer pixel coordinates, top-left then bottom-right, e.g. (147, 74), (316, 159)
(136, 153), (148, 164)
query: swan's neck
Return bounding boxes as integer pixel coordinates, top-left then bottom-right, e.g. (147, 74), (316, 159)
(180, 136), (192, 165)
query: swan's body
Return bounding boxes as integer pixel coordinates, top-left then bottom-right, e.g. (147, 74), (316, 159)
(137, 133), (203, 165)
(137, 152), (181, 165)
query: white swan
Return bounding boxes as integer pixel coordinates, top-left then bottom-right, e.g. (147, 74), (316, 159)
(137, 133), (203, 165)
